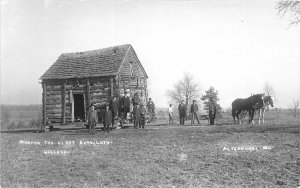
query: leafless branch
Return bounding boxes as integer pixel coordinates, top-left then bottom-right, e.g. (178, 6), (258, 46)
(276, 1), (300, 26)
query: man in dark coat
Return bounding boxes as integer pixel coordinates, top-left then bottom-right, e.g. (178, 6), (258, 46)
(178, 100), (187, 125)
(87, 105), (98, 135)
(208, 97), (217, 125)
(118, 93), (125, 126)
(123, 92), (131, 119)
(103, 104), (112, 133)
(190, 100), (200, 125)
(109, 96), (119, 128)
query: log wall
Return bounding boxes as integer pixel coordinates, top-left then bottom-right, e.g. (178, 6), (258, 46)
(44, 77), (112, 124)
(43, 75), (147, 124)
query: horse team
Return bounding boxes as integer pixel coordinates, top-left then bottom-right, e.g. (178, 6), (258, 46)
(232, 94), (275, 124)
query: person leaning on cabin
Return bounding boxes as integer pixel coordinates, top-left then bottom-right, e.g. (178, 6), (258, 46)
(109, 96), (119, 128)
(103, 104), (113, 133)
(168, 104), (174, 124)
(133, 104), (141, 129)
(208, 97), (217, 125)
(190, 100), (200, 125)
(139, 104), (147, 129)
(87, 105), (98, 135)
(147, 98), (156, 116)
(178, 100), (187, 125)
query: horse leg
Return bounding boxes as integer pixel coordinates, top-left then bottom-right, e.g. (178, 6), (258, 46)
(236, 110), (242, 124)
(258, 109), (261, 124)
(248, 110), (251, 124)
(261, 108), (265, 124)
(251, 109), (255, 124)
(248, 110), (254, 124)
(232, 108), (236, 124)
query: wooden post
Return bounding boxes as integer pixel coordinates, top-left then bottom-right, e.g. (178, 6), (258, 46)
(42, 82), (46, 128)
(110, 77), (114, 97)
(61, 81), (66, 125)
(86, 80), (91, 120)
(145, 78), (148, 100)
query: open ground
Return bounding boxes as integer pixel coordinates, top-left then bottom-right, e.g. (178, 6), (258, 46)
(1, 109), (300, 188)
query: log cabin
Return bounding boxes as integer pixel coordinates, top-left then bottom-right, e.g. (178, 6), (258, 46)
(40, 44), (148, 126)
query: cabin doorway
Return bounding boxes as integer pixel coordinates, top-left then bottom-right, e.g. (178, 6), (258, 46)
(73, 94), (85, 122)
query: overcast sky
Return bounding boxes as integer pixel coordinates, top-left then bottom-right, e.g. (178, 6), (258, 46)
(1, 0), (299, 108)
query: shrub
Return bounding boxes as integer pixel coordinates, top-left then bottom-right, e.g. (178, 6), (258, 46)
(7, 121), (16, 130)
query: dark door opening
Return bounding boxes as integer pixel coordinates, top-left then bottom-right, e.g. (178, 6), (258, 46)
(73, 94), (85, 121)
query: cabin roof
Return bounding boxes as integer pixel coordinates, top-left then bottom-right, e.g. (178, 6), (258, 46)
(40, 44), (147, 80)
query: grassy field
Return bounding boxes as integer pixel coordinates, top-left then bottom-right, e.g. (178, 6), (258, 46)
(1, 110), (299, 187)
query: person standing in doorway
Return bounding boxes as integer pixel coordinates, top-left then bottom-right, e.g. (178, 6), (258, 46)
(178, 100), (187, 125)
(190, 100), (200, 125)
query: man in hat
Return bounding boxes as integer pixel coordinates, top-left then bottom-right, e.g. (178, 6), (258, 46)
(118, 93), (125, 126)
(168, 104), (174, 124)
(109, 96), (119, 128)
(133, 92), (141, 106)
(178, 100), (187, 125)
(190, 100), (200, 125)
(103, 104), (112, 132)
(139, 91), (146, 108)
(87, 105), (98, 135)
(123, 91), (131, 121)
(133, 104), (140, 129)
(208, 97), (217, 125)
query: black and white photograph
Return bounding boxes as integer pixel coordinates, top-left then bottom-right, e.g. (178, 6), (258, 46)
(1, 0), (299, 187)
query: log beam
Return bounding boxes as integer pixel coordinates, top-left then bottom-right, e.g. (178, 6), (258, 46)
(42, 82), (47, 128)
(110, 77), (114, 97)
(61, 82), (66, 125)
(86, 80), (91, 120)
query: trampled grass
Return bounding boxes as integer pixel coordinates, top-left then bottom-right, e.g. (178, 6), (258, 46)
(1, 113), (299, 187)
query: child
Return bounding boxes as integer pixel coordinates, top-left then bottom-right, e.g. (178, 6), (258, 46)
(139, 104), (147, 129)
(87, 105), (98, 135)
(133, 104), (140, 129)
(103, 104), (112, 133)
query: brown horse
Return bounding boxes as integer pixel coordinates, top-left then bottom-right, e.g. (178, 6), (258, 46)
(232, 94), (265, 124)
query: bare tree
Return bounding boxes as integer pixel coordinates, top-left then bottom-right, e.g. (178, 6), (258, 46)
(276, 1), (300, 26)
(263, 82), (276, 97)
(290, 98), (300, 118)
(166, 73), (201, 107)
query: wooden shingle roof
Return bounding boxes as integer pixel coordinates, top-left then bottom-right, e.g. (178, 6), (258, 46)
(40, 44), (147, 80)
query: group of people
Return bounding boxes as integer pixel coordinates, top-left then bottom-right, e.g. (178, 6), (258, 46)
(87, 91), (156, 134)
(168, 97), (217, 126)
